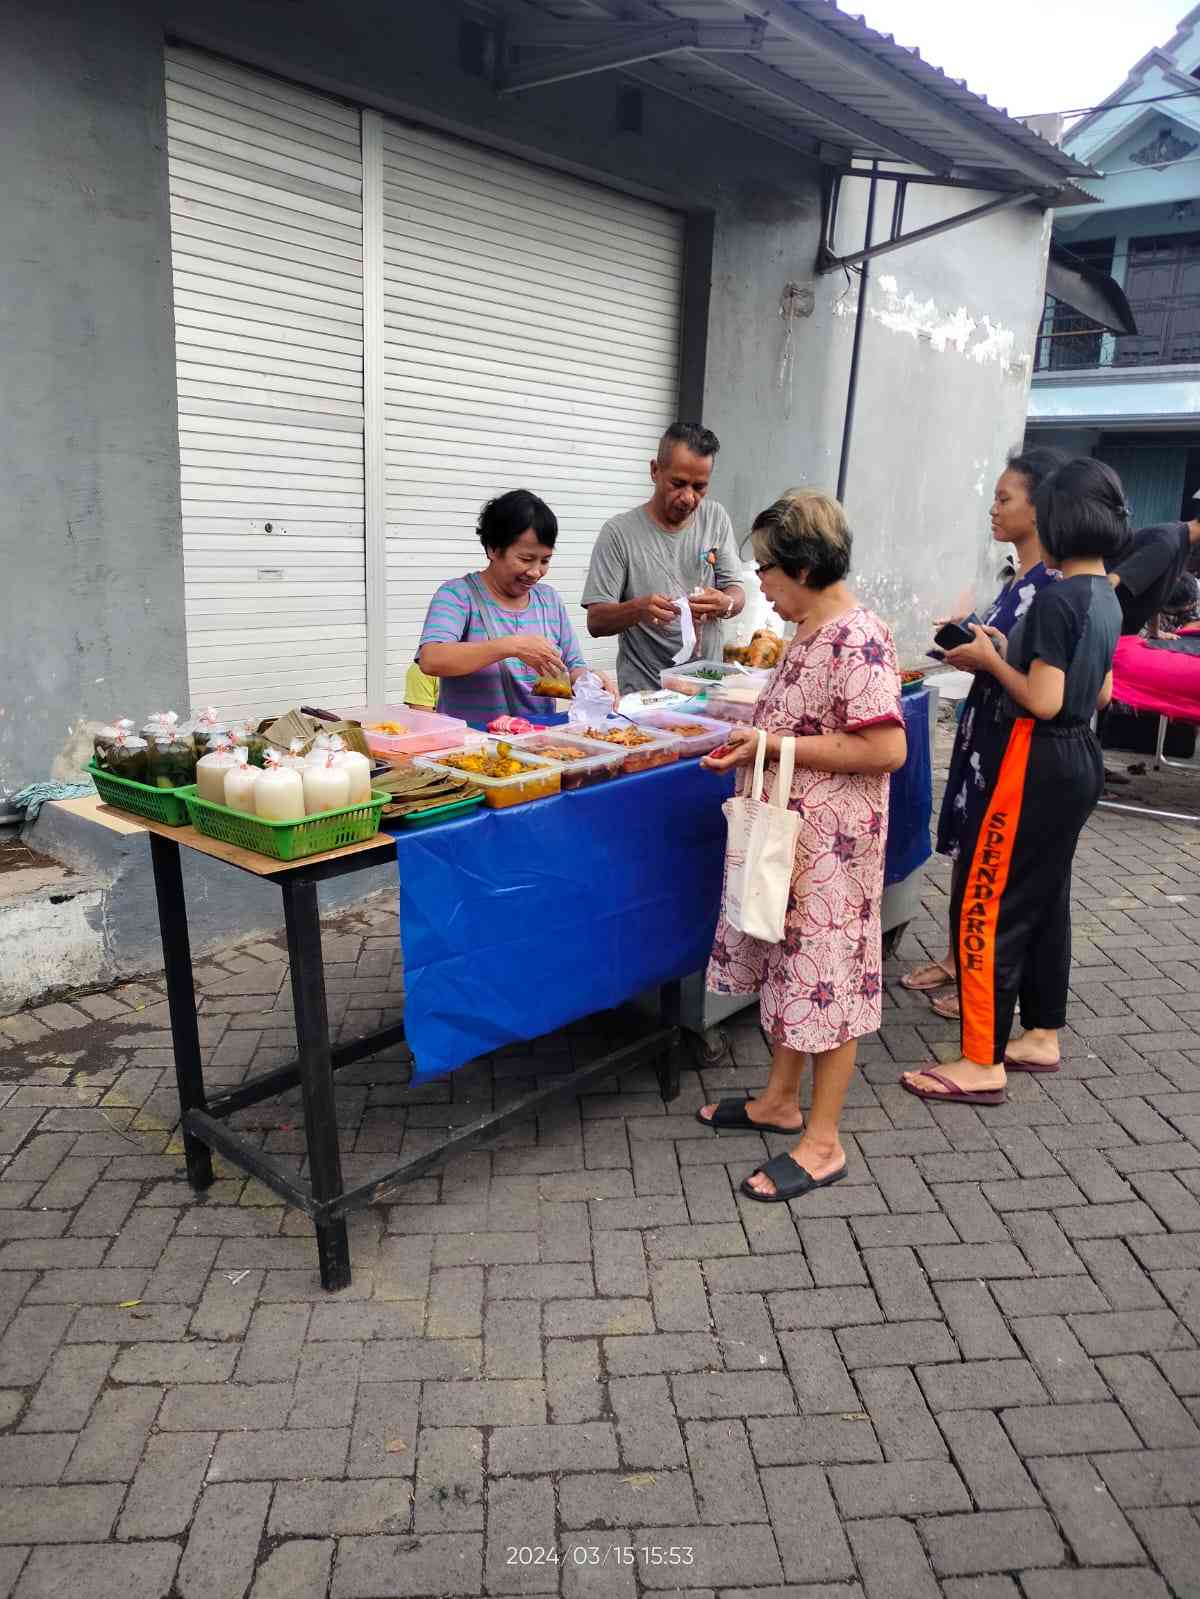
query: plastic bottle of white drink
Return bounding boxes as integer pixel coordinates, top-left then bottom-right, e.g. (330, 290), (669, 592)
(302, 755), (350, 816)
(255, 750), (306, 822)
(224, 750), (260, 814)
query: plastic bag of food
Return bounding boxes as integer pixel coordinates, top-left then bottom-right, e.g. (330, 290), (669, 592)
(230, 720), (270, 769)
(532, 675), (572, 699)
(256, 748), (306, 821)
(106, 731), (150, 783)
(196, 740), (238, 804)
(488, 716), (535, 736)
(325, 736), (372, 805)
(150, 729), (198, 790)
(94, 718), (135, 767)
(184, 705), (228, 757)
(225, 748), (260, 813)
(141, 710), (179, 744)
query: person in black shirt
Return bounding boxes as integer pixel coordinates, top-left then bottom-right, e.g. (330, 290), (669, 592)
(900, 459), (1125, 1107)
(1108, 513), (1200, 636)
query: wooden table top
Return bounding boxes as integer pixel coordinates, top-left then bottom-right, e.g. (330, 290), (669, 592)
(60, 795), (397, 879)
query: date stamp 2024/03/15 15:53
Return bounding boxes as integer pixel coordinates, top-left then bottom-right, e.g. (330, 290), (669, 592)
(507, 1545), (695, 1569)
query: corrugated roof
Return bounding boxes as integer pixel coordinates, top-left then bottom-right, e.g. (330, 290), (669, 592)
(484, 0), (1098, 198)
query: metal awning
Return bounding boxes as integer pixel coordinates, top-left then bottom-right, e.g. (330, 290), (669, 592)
(475, 0), (1098, 202)
(1046, 242), (1138, 336)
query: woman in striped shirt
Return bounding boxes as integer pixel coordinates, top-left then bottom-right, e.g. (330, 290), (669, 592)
(418, 490), (613, 727)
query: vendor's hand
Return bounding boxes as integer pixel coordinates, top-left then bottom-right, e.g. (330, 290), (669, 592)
(509, 634), (567, 678)
(701, 727), (759, 771)
(688, 586), (731, 622)
(944, 624), (1000, 674)
(636, 593), (680, 628)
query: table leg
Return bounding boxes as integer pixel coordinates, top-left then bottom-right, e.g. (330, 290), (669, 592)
(148, 834), (214, 1192)
(657, 979), (682, 1102)
(282, 878), (350, 1291)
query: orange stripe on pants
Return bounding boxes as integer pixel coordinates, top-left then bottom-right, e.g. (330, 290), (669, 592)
(958, 718), (1034, 1066)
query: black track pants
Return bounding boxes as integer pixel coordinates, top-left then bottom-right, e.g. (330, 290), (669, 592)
(950, 718), (1103, 1067)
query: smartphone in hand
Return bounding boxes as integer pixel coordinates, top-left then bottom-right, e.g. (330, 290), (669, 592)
(933, 612), (981, 652)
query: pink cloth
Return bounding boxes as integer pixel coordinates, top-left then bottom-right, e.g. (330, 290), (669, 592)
(707, 607), (904, 1054)
(1112, 635), (1200, 725)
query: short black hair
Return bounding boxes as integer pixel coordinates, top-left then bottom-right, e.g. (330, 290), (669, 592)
(657, 423), (719, 465)
(1034, 458), (1132, 565)
(477, 489), (558, 553)
(751, 489), (852, 591)
(1005, 445), (1069, 500)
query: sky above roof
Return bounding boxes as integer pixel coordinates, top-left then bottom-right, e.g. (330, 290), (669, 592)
(854, 1), (1189, 121)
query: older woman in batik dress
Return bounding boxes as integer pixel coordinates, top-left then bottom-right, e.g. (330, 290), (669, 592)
(698, 490), (906, 1204)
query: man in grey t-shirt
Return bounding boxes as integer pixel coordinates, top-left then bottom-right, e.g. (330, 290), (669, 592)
(582, 423), (746, 693)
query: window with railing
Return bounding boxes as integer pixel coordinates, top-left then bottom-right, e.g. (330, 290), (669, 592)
(1036, 231), (1200, 372)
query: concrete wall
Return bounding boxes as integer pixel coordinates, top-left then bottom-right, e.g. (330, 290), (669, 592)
(791, 178), (1053, 660)
(2, 0), (1052, 788)
(1, 0), (188, 798)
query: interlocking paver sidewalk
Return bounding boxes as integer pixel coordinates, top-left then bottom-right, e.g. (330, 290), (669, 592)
(0, 756), (1199, 1596)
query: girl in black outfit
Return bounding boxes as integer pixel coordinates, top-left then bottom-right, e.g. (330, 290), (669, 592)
(901, 459), (1129, 1106)
(902, 446), (1066, 1026)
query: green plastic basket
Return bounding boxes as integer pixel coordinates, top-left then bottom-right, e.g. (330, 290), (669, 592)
(181, 785), (387, 862)
(88, 760), (192, 826)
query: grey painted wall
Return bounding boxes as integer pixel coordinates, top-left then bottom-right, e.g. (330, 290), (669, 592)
(2, 0), (189, 797)
(2, 0), (1051, 787)
(805, 178), (1053, 658)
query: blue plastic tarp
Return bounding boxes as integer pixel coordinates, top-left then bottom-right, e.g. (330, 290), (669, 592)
(395, 761), (734, 1081)
(395, 687), (933, 1081)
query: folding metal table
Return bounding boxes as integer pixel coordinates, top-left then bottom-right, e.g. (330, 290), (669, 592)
(84, 801), (682, 1290)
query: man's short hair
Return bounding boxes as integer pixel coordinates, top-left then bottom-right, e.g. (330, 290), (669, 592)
(657, 422), (719, 466)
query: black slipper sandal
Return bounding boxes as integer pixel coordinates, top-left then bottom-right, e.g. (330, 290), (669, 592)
(740, 1151), (847, 1204)
(696, 1097), (803, 1137)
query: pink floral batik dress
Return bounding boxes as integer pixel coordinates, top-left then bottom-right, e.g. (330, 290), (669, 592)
(707, 607), (903, 1053)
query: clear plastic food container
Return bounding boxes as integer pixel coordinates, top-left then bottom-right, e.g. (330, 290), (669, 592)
(659, 659), (767, 696)
(626, 709), (733, 758)
(512, 733), (624, 790)
(338, 705), (468, 759)
(414, 743), (561, 808)
(571, 719), (681, 774)
(703, 692), (760, 725)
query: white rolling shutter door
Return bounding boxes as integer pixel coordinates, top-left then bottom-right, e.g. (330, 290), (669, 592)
(165, 48), (368, 717)
(379, 122), (684, 692)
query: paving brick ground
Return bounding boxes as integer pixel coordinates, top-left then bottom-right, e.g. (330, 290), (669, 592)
(0, 754), (1199, 1597)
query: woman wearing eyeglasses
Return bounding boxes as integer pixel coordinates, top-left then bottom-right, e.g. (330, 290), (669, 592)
(697, 489), (906, 1203)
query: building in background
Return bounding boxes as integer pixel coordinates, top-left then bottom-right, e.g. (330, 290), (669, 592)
(1027, 6), (1200, 523)
(2, 0), (1092, 793)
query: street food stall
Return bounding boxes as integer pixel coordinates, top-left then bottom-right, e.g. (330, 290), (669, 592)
(85, 670), (937, 1289)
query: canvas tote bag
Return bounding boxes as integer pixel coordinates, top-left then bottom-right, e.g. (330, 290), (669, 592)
(721, 730), (800, 944)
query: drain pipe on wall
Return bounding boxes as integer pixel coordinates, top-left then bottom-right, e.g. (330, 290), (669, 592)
(835, 163), (878, 503)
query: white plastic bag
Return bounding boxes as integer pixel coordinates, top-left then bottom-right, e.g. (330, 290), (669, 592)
(567, 672), (615, 727)
(721, 730), (800, 944)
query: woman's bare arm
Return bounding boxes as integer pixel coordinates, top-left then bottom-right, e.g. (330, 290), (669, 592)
(759, 723), (907, 775)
